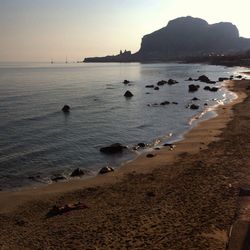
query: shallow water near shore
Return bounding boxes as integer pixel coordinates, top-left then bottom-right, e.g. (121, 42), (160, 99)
(0, 62), (245, 190)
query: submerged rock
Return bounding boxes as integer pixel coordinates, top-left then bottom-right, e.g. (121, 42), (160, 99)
(123, 80), (130, 84)
(62, 105), (70, 113)
(218, 77), (229, 82)
(146, 85), (155, 88)
(189, 84), (200, 92)
(198, 75), (216, 84)
(160, 101), (170, 105)
(138, 143), (146, 148)
(168, 79), (178, 85)
(236, 75), (242, 79)
(210, 87), (219, 92)
(198, 75), (210, 82)
(124, 90), (133, 97)
(204, 86), (219, 92)
(70, 168), (84, 177)
(133, 142), (147, 150)
(154, 87), (159, 90)
(100, 143), (126, 154)
(189, 104), (199, 110)
(157, 80), (167, 86)
(99, 166), (114, 175)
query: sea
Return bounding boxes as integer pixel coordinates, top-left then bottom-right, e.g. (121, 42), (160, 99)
(0, 62), (246, 190)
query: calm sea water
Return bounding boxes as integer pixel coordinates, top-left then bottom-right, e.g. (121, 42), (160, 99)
(0, 62), (244, 190)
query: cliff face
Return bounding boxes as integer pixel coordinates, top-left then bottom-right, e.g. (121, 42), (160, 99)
(138, 16), (250, 60)
(84, 16), (250, 62)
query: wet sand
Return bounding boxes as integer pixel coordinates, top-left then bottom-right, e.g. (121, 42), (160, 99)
(0, 79), (250, 249)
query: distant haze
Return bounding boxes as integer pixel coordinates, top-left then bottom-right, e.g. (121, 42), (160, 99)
(0, 0), (250, 62)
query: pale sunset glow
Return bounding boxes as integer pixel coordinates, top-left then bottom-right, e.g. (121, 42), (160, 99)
(0, 0), (249, 61)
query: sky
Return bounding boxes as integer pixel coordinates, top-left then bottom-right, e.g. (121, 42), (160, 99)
(0, 0), (250, 62)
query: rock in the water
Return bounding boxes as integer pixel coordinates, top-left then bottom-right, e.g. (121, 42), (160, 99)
(148, 103), (159, 107)
(123, 80), (130, 84)
(210, 87), (219, 92)
(189, 84), (200, 92)
(168, 79), (178, 85)
(154, 87), (159, 90)
(133, 142), (147, 150)
(124, 90), (133, 97)
(198, 75), (210, 83)
(187, 77), (193, 81)
(157, 80), (167, 86)
(70, 168), (85, 177)
(172, 102), (178, 105)
(100, 143), (126, 154)
(198, 75), (216, 84)
(62, 105), (70, 112)
(146, 85), (155, 88)
(99, 166), (114, 175)
(218, 77), (229, 82)
(160, 101), (170, 105)
(204, 86), (219, 92)
(236, 75), (242, 79)
(190, 104), (199, 110)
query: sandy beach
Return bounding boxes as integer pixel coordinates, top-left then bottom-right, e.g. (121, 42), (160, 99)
(1, 78), (250, 249)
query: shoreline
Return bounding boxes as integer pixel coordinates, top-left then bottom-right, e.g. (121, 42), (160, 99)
(1, 79), (250, 248)
(1, 64), (243, 193)
(0, 79), (246, 211)
(0, 76), (239, 193)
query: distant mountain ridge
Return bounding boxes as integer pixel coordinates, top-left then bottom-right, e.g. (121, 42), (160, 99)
(84, 16), (250, 62)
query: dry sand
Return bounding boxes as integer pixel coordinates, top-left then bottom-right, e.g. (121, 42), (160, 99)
(0, 79), (250, 249)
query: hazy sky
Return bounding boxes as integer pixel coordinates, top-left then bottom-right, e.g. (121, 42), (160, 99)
(1, 0), (250, 62)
